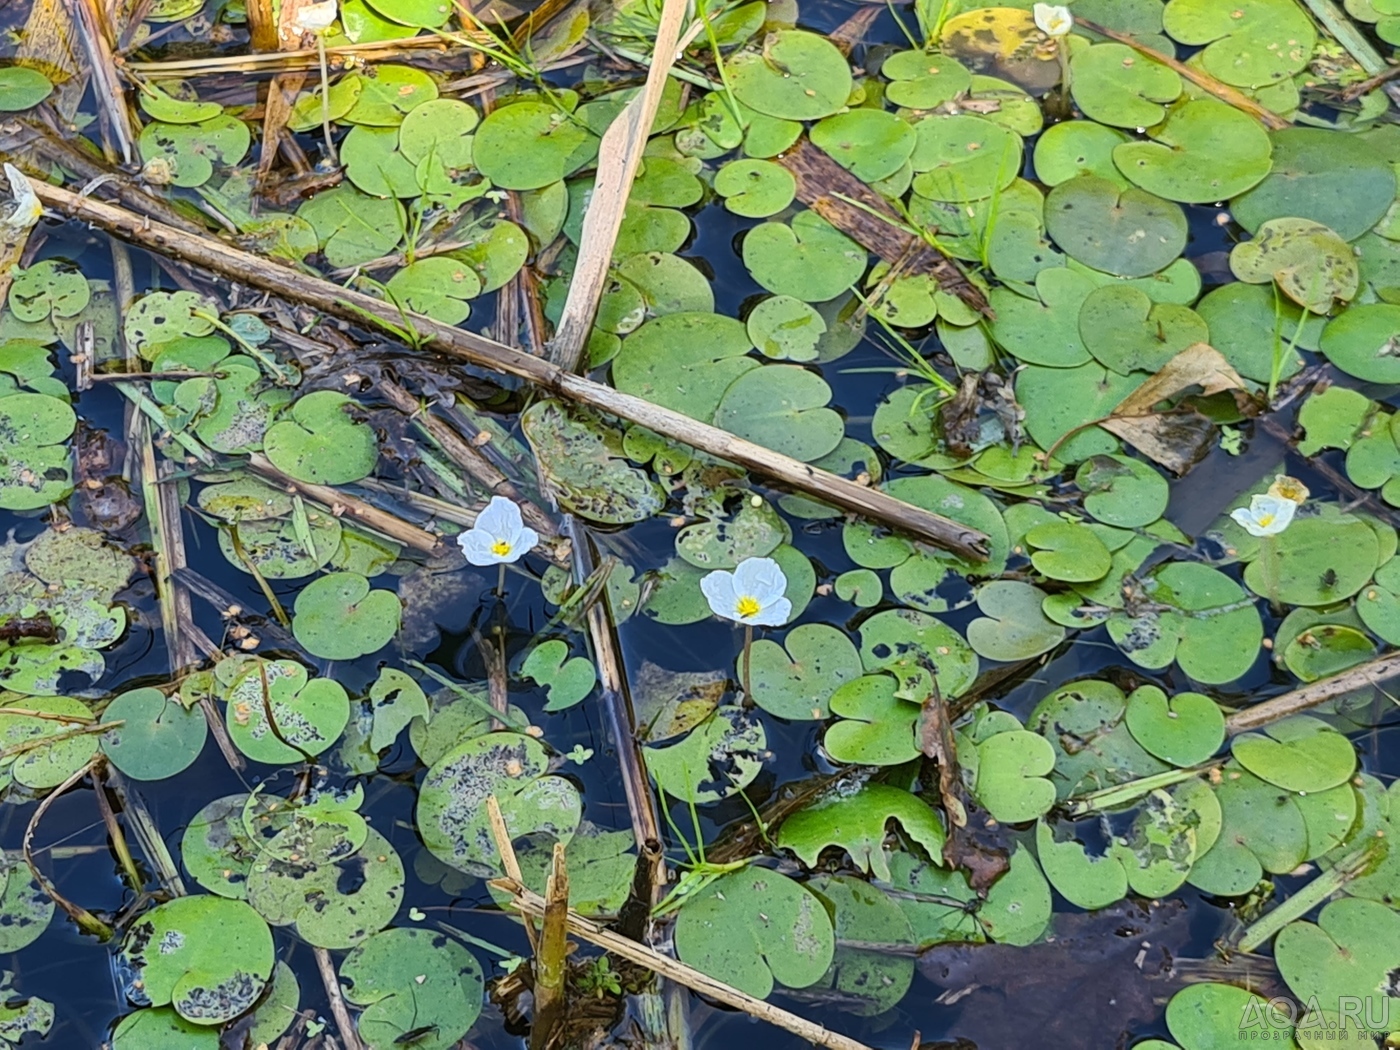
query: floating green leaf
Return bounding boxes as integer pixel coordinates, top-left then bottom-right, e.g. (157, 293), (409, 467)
(340, 928), (484, 1050)
(292, 571), (400, 661)
(101, 687), (207, 781)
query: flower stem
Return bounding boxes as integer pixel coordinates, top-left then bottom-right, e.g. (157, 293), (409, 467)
(497, 562), (506, 599)
(1262, 535), (1281, 612)
(316, 35), (337, 166)
(742, 624), (753, 703)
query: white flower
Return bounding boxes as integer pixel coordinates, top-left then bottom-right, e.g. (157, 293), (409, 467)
(1034, 3), (1074, 37)
(458, 496), (539, 565)
(1, 164), (41, 233)
(294, 0), (338, 32)
(701, 557), (791, 627)
(1230, 494), (1297, 537)
(1267, 474), (1309, 505)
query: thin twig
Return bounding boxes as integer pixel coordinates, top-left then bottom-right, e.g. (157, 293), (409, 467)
(23, 758), (113, 940)
(1225, 651), (1400, 733)
(313, 946), (364, 1050)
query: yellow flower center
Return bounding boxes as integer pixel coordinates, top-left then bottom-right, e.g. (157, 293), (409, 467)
(491, 540), (513, 557)
(735, 596), (762, 619)
(1269, 476), (1309, 504)
(1256, 512), (1275, 528)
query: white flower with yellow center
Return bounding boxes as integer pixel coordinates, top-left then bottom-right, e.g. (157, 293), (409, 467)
(1034, 3), (1074, 37)
(1230, 493), (1297, 537)
(1, 164), (42, 233)
(294, 0), (338, 32)
(458, 496), (539, 565)
(1267, 474), (1309, 505)
(701, 557), (791, 627)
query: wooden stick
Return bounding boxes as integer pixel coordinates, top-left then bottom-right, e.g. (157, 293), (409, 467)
(63, 0), (136, 164)
(777, 138), (990, 316)
(532, 843), (570, 1050)
(1225, 651), (1400, 733)
(548, 0), (698, 369)
(246, 451), (444, 555)
(26, 181), (991, 560)
(122, 34), (481, 77)
(1075, 19), (1291, 129)
(313, 945), (364, 1050)
(491, 878), (881, 1050)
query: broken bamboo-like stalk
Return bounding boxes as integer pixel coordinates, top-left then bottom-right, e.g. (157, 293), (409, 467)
(1225, 651), (1400, 733)
(246, 451), (444, 555)
(492, 878), (881, 1050)
(27, 180), (990, 561)
(313, 945), (365, 1050)
(532, 843), (571, 1050)
(776, 137), (990, 316)
(63, 0), (136, 164)
(548, 0), (698, 370)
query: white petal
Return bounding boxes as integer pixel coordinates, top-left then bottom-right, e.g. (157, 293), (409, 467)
(459, 529), (506, 565)
(2, 164), (41, 232)
(514, 525), (541, 559)
(1253, 495), (1296, 535)
(749, 596), (791, 627)
(475, 496), (523, 542)
(700, 570), (739, 621)
(1229, 507), (1266, 537)
(294, 0), (338, 30)
(731, 557), (787, 605)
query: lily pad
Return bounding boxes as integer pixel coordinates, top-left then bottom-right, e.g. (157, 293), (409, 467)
(1232, 716), (1356, 793)
(223, 658), (350, 764)
(726, 30), (852, 121)
(805, 875), (916, 1017)
(1025, 521), (1112, 582)
(1274, 899), (1400, 1027)
(1124, 685), (1224, 767)
(910, 115), (1022, 202)
(0, 696), (98, 789)
(384, 257), (481, 324)
(824, 674), (921, 766)
(1230, 217), (1358, 314)
(742, 210), (867, 303)
(988, 267), (1095, 367)
(298, 186), (405, 269)
(139, 116), (251, 187)
(1114, 99), (1273, 203)
(522, 400), (665, 523)
(1036, 818), (1129, 910)
(1070, 43), (1181, 129)
(966, 581), (1066, 660)
(1242, 511), (1377, 606)
(1319, 303), (1400, 384)
(1080, 285), (1209, 374)
(711, 365), (843, 462)
(1162, 0), (1315, 88)
(339, 928), (484, 1050)
(473, 101), (599, 190)
(1077, 453), (1169, 527)
(292, 571), (400, 661)
(342, 66), (438, 126)
(645, 705), (765, 803)
(118, 896), (274, 1025)
(519, 640), (596, 711)
(745, 623), (862, 720)
(613, 312), (757, 420)
(977, 844), (1052, 945)
(1045, 175), (1188, 279)
(263, 390), (378, 485)
(674, 865), (835, 998)
(100, 687), (207, 781)
(1033, 120), (1133, 188)
(1197, 281), (1320, 383)
(780, 783), (944, 883)
(1166, 982), (1276, 1050)
(0, 392), (75, 511)
(8, 261), (90, 323)
(860, 607), (979, 700)
(811, 108), (916, 182)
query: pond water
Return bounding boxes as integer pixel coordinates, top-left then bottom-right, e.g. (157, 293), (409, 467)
(2, 0), (1400, 1048)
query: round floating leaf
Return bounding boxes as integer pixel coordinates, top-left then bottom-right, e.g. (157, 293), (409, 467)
(825, 674), (920, 766)
(645, 705), (765, 803)
(613, 312), (757, 420)
(1114, 99), (1273, 203)
(1115, 782), (1217, 897)
(978, 844), (1052, 946)
(342, 65), (438, 125)
(118, 896), (274, 1025)
(1162, 0), (1315, 88)
(383, 256), (482, 324)
(474, 100), (599, 190)
(138, 83), (223, 124)
(181, 794), (257, 898)
(217, 509), (342, 580)
(1035, 819), (1128, 910)
(0, 392), (76, 511)
(1197, 282), (1319, 383)
(1028, 679), (1169, 798)
(1243, 511), (1377, 606)
(292, 571), (400, 661)
(298, 186), (405, 269)
(967, 581), (1065, 660)
(880, 48), (972, 109)
(1033, 120), (1132, 188)
(805, 874), (916, 1017)
(941, 7), (1061, 94)
(100, 687), (207, 780)
(1230, 217), (1358, 314)
(1070, 43), (1181, 128)
(224, 659), (350, 764)
(340, 928), (484, 1049)
(139, 116), (251, 187)
(674, 865), (835, 998)
(1025, 522), (1112, 582)
(742, 210), (867, 303)
(1189, 765), (1306, 894)
(418, 732), (581, 875)
(1045, 175), (1187, 278)
(0, 68), (54, 111)
(0, 696), (97, 789)
(1124, 685), (1224, 767)
(988, 267), (1095, 367)
(341, 125), (419, 198)
(1079, 285), (1209, 375)
(779, 784), (944, 883)
(726, 30), (851, 121)
(8, 261), (90, 323)
(974, 728), (1056, 823)
(616, 252), (714, 315)
(745, 623), (862, 720)
(247, 827), (403, 948)
(111, 1008), (221, 1049)
(520, 639), (596, 711)
(1232, 715), (1356, 793)
(0, 860), (52, 952)
(910, 115), (1022, 202)
(1283, 622), (1376, 682)
(523, 400), (665, 525)
(1274, 899), (1400, 1026)
(746, 295), (826, 361)
(676, 499), (784, 569)
(811, 108), (916, 183)
(264, 390), (378, 485)
(1166, 982), (1275, 1050)
(711, 365), (843, 462)
(1231, 128), (1395, 241)
(1319, 304), (1400, 384)
(1077, 453), (1169, 527)
(1017, 361), (1138, 463)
